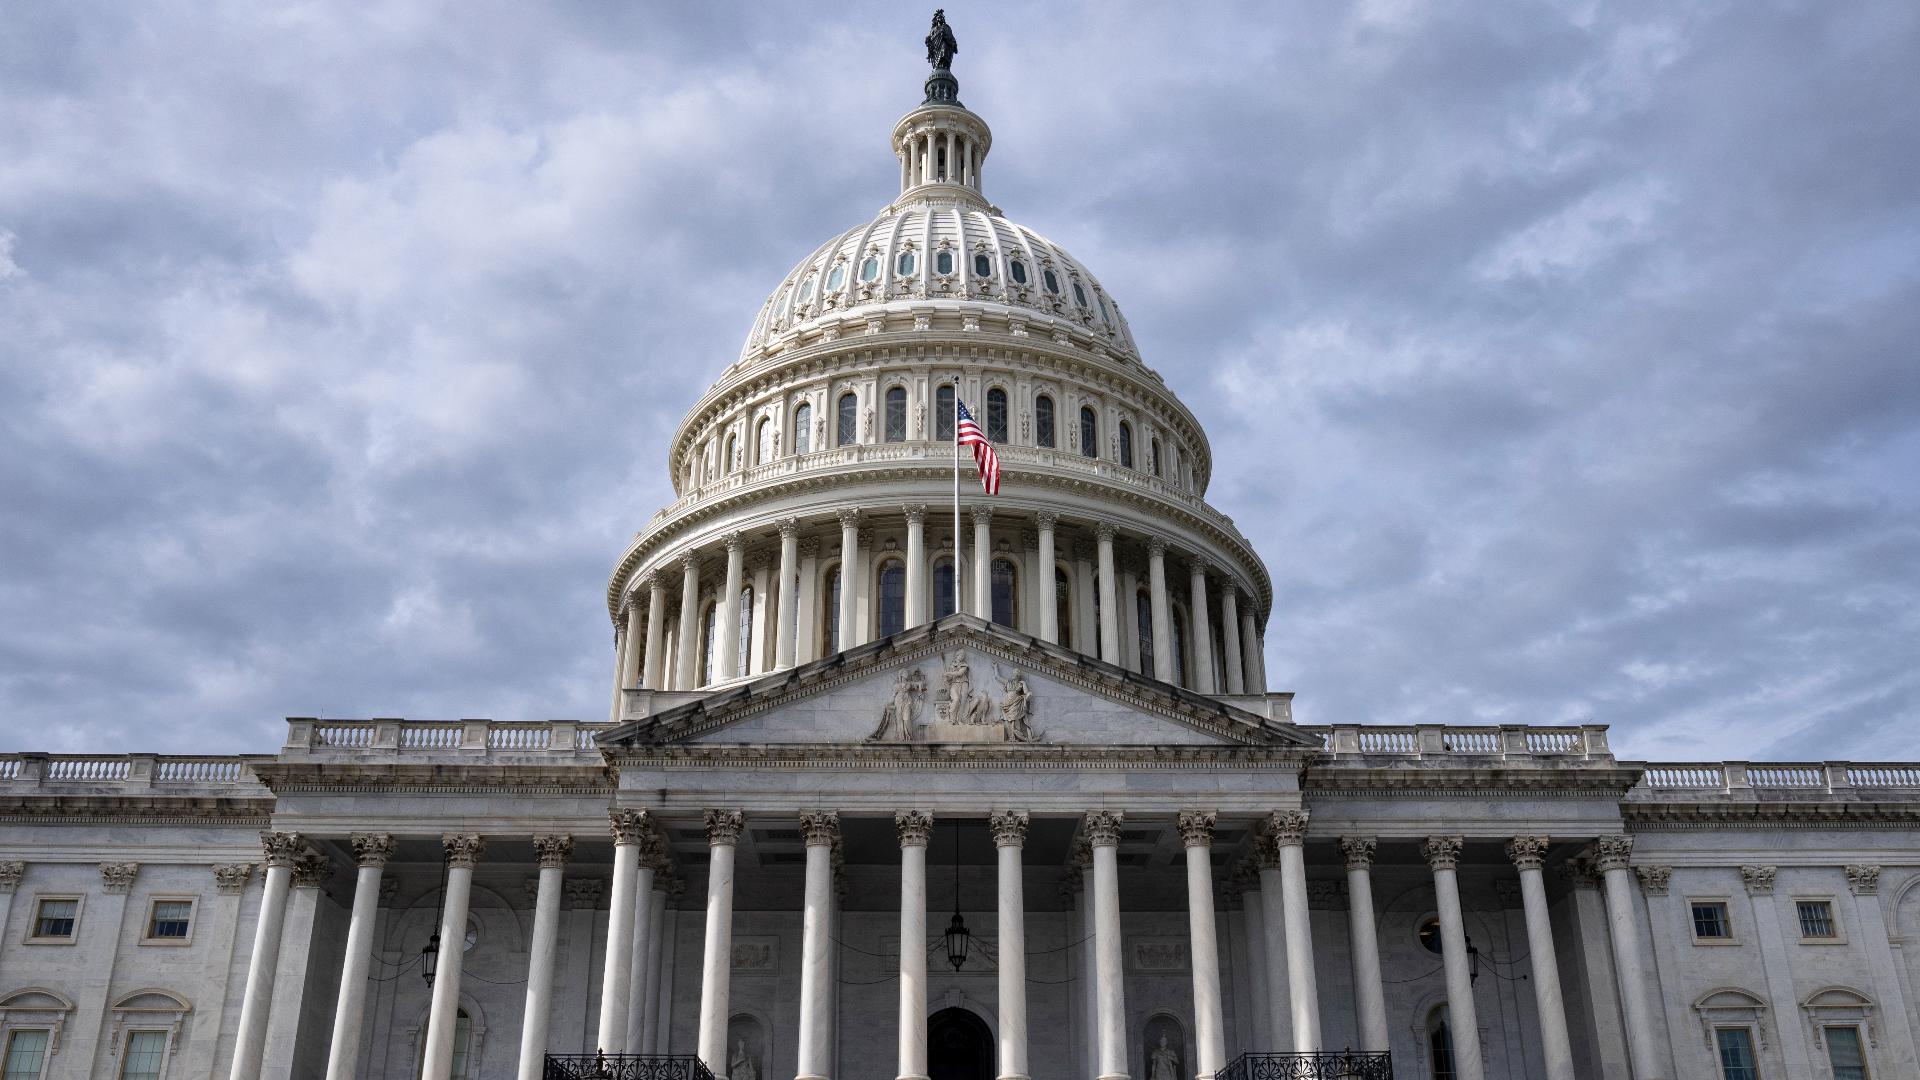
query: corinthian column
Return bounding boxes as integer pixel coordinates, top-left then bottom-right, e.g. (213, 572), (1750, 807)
(599, 809), (651, 1053)
(622, 599), (645, 690)
(797, 811), (839, 1080)
(1146, 539), (1173, 681)
(700, 810), (745, 1074)
(991, 811), (1031, 1080)
(1253, 845), (1289, 1046)
(905, 506), (928, 626)
(1424, 837), (1483, 1080)
(972, 508), (993, 618)
(1507, 837), (1573, 1080)
(1178, 812), (1226, 1079)
(837, 508), (861, 647)
(676, 556), (701, 689)
(643, 574), (668, 688)
(1085, 810), (1130, 1080)
(1096, 526), (1121, 663)
(516, 835), (572, 1080)
(1595, 835), (1664, 1080)
(1340, 837), (1389, 1054)
(1268, 811), (1320, 1052)
(423, 835), (484, 1080)
(896, 810), (934, 1080)
(1218, 587), (1244, 694)
(324, 833), (393, 1080)
(228, 831), (303, 1080)
(1187, 560), (1215, 693)
(715, 533), (746, 680)
(1035, 513), (1059, 643)
(775, 519), (800, 668)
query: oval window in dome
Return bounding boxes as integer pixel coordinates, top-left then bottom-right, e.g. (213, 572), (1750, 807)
(859, 257), (879, 283)
(1043, 269), (1061, 294)
(1072, 281), (1088, 307)
(935, 250), (954, 275)
(974, 253), (992, 277)
(897, 251), (917, 276)
(1097, 294), (1112, 325)
(1010, 259), (1028, 284)
(827, 264), (846, 291)
(798, 275), (816, 302)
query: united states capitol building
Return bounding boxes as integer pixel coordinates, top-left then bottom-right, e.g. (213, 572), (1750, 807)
(4, 17), (1918, 1080)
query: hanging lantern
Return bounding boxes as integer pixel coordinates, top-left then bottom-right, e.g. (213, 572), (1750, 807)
(421, 931), (441, 987)
(944, 910), (971, 971)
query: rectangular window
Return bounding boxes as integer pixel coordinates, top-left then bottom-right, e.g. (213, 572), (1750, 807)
(2, 1031), (49, 1080)
(1798, 899), (1838, 939)
(30, 898), (77, 940)
(147, 898), (194, 941)
(1715, 1028), (1759, 1080)
(119, 1031), (167, 1080)
(1826, 1025), (1868, 1080)
(1692, 901), (1732, 940)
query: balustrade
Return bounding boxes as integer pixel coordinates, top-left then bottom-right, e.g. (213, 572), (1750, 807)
(542, 1056), (714, 1080)
(1216, 1051), (1393, 1080)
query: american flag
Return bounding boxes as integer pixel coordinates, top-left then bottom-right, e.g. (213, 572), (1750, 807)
(956, 400), (1001, 495)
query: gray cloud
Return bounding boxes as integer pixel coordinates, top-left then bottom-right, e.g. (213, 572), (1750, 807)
(1, 1), (1915, 761)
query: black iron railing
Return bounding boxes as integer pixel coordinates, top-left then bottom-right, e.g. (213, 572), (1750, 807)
(1217, 1050), (1393, 1080)
(543, 1054), (716, 1080)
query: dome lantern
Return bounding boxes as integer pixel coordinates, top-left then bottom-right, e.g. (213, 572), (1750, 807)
(894, 10), (991, 200)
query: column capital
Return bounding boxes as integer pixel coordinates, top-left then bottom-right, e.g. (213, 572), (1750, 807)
(1633, 866), (1672, 896)
(1266, 809), (1310, 848)
(799, 538), (821, 558)
(1095, 523), (1117, 543)
(989, 810), (1030, 847)
(635, 571), (656, 592)
(293, 851), (334, 887)
(778, 517), (801, 540)
(212, 863), (254, 894)
(972, 506), (994, 527)
(678, 551), (701, 574)
(1035, 511), (1059, 530)
(1057, 865), (1083, 901)
(1339, 836), (1377, 871)
(533, 834), (574, 869)
(903, 504), (927, 525)
(1505, 835), (1551, 871)
(261, 830), (306, 869)
(800, 810), (841, 847)
(1559, 859), (1598, 890)
(895, 809), (934, 847)
(1592, 834), (1634, 872)
(1177, 810), (1216, 848)
(1422, 836), (1463, 871)
(1021, 528), (1039, 552)
(1146, 536), (1168, 558)
(442, 834), (485, 870)
(566, 879), (604, 909)
(351, 833), (396, 868)
(1083, 809), (1124, 847)
(705, 809), (746, 846)
(100, 862), (139, 894)
(609, 808), (654, 846)
(837, 506), (863, 528)
(1846, 864), (1881, 895)
(1251, 844), (1281, 871)
(722, 531), (746, 552)
(1740, 865), (1776, 895)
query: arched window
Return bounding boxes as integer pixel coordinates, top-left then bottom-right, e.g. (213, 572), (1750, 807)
(936, 385), (956, 440)
(736, 587), (754, 678)
(824, 567), (842, 652)
(1043, 269), (1061, 294)
(701, 603), (717, 685)
(1171, 603), (1188, 687)
(1150, 438), (1161, 477)
(934, 557), (957, 620)
(1035, 394), (1056, 448)
(1072, 280), (1089, 307)
(1428, 1007), (1456, 1080)
(1118, 422), (1134, 468)
(756, 417), (774, 465)
(885, 387), (907, 443)
(1055, 567), (1073, 643)
(991, 558), (1017, 627)
(878, 560), (907, 638)
(837, 393), (858, 446)
(793, 402), (812, 455)
(725, 433), (739, 473)
(415, 1008), (474, 1080)
(1079, 406), (1098, 458)
(827, 264), (847, 291)
(986, 388), (1009, 442)
(1135, 592), (1154, 675)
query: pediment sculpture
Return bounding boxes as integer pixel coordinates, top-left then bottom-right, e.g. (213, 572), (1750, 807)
(866, 651), (1042, 744)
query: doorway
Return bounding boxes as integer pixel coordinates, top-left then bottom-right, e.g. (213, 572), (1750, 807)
(928, 1006), (993, 1080)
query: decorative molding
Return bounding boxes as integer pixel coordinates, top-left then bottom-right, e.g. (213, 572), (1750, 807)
(441, 834), (484, 870)
(705, 808), (745, 846)
(1846, 864), (1881, 896)
(610, 808), (653, 846)
(1128, 936), (1190, 972)
(1593, 834), (1635, 872)
(260, 830), (305, 869)
(533, 834), (574, 869)
(895, 809), (934, 847)
(99, 862), (139, 894)
(351, 833), (395, 868)
(1741, 865), (1777, 895)
(1634, 866), (1673, 896)
(1339, 837), (1376, 871)
(1083, 809), (1124, 847)
(799, 810), (841, 847)
(731, 935), (778, 974)
(1305, 879), (1347, 908)
(1266, 809), (1309, 848)
(1176, 811), (1215, 848)
(1506, 835), (1551, 872)
(1423, 836), (1463, 872)
(565, 879), (603, 909)
(989, 809), (1030, 848)
(212, 862), (254, 894)
(1560, 859), (1598, 890)
(0, 861), (22, 894)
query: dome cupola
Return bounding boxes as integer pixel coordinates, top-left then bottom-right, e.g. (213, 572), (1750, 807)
(893, 9), (992, 205)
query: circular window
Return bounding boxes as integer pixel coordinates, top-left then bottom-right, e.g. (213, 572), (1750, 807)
(935, 250), (954, 275)
(897, 251), (916, 276)
(463, 919), (480, 953)
(1072, 281), (1088, 306)
(827, 265), (846, 291)
(1010, 259), (1028, 284)
(859, 257), (879, 283)
(973, 253), (993, 277)
(1417, 916), (1443, 955)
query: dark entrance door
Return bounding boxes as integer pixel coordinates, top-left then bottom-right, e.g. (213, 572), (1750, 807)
(927, 1007), (993, 1080)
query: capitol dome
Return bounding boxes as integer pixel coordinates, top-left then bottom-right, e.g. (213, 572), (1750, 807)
(604, 41), (1274, 706)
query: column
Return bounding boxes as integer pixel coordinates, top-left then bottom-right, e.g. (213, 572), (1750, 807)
(324, 834), (393, 1080)
(1218, 588), (1244, 694)
(1074, 550), (1098, 656)
(905, 506), (928, 626)
(1146, 540), (1173, 681)
(1036, 513), (1059, 643)
(641, 876), (669, 1054)
(1505, 838), (1574, 1080)
(991, 812), (1031, 1080)
(622, 600), (644, 690)
(1339, 838), (1389, 1054)
(1072, 847), (1099, 1076)
(1238, 870), (1273, 1050)
(797, 540), (822, 662)
(1178, 813), (1226, 1080)
(625, 840), (660, 1051)
(699, 810), (745, 1073)
(924, 132), (935, 184)
(1845, 866), (1920, 1073)
(1085, 811), (1130, 1080)
(1269, 811), (1320, 1052)
(1594, 835), (1665, 1080)
(972, 508), (992, 618)
(896, 811), (934, 1080)
(598, 810), (649, 1053)
(796, 811), (839, 1080)
(715, 534), (746, 681)
(1238, 610), (1263, 694)
(609, 623), (629, 723)
(227, 831), (302, 1080)
(1254, 846), (1290, 1046)
(775, 519), (800, 668)
(1096, 526), (1121, 663)
(1187, 561), (1216, 693)
(1423, 837), (1484, 1080)
(423, 835), (484, 1080)
(515, 836), (572, 1080)
(643, 575), (668, 689)
(676, 556), (701, 689)
(838, 508), (861, 646)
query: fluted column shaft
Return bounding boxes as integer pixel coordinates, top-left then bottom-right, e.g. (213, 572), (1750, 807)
(1269, 813), (1320, 1052)
(1179, 814), (1226, 1079)
(1036, 515), (1059, 643)
(610, 624), (630, 724)
(1507, 838), (1574, 1080)
(641, 883), (668, 1054)
(775, 522), (800, 668)
(228, 834), (300, 1080)
(1240, 880), (1272, 1051)
(325, 835), (393, 1080)
(699, 810), (745, 1074)
(837, 511), (861, 648)
(624, 859), (658, 1051)
(715, 538), (745, 681)
(676, 559), (701, 689)
(1425, 837), (1483, 1080)
(599, 811), (648, 1053)
(798, 812), (839, 1080)
(1218, 588), (1245, 694)
(1340, 839), (1389, 1054)
(905, 508), (928, 626)
(1188, 564), (1215, 693)
(992, 812), (1031, 1080)
(424, 836), (484, 1080)
(1238, 610), (1263, 694)
(1087, 811), (1129, 1080)
(1147, 542), (1173, 681)
(622, 602), (644, 690)
(896, 811), (933, 1080)
(1596, 836), (1664, 1080)
(1255, 859), (1289, 1044)
(644, 578), (668, 688)
(1096, 528), (1121, 663)
(518, 836), (573, 1080)
(972, 510), (992, 618)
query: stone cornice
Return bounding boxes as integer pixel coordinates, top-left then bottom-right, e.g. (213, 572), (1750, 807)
(1623, 800), (1920, 828)
(609, 743), (1310, 771)
(251, 762), (613, 793)
(0, 794), (272, 825)
(1304, 766), (1643, 797)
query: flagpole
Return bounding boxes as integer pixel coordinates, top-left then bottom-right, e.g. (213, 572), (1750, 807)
(952, 386), (963, 620)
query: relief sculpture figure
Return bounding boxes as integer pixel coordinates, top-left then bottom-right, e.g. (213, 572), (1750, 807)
(867, 668), (926, 742)
(996, 666), (1039, 742)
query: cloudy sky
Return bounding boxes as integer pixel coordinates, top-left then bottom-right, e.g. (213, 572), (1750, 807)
(2, 1), (1916, 762)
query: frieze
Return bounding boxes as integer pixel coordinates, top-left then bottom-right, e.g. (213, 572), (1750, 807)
(1128, 936), (1189, 973)
(731, 935), (778, 974)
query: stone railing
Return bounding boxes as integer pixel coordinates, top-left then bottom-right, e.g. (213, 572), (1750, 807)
(1634, 761), (1920, 795)
(1303, 724), (1612, 762)
(284, 718), (614, 757)
(0, 753), (268, 792)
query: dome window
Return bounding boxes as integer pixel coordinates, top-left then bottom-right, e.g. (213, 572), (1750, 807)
(798, 275), (816, 302)
(897, 251), (917, 276)
(859, 257), (880, 283)
(1072, 281), (1088, 307)
(885, 387), (907, 443)
(973, 253), (993, 277)
(1035, 394), (1056, 448)
(1118, 421), (1134, 468)
(935, 250), (954, 275)
(827, 265), (847, 291)
(794, 403), (812, 455)
(1043, 269), (1061, 294)
(1009, 259), (1028, 285)
(837, 392), (858, 446)
(1098, 294), (1113, 325)
(936, 385), (956, 440)
(1079, 406), (1098, 458)
(986, 388), (1008, 443)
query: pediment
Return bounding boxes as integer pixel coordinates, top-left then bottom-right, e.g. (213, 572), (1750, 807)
(601, 616), (1317, 751)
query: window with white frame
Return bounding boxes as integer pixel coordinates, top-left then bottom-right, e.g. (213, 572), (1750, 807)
(1796, 898), (1840, 941)
(1714, 1028), (1759, 1080)
(1691, 899), (1734, 942)
(118, 1030), (167, 1080)
(2, 1031), (49, 1080)
(1825, 1025), (1869, 1079)
(143, 898), (195, 944)
(27, 898), (78, 943)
